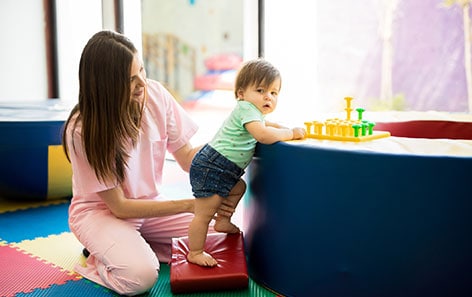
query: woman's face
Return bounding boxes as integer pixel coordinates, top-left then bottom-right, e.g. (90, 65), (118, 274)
(130, 54), (147, 103)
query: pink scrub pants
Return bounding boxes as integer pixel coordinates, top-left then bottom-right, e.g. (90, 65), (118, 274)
(69, 199), (206, 296)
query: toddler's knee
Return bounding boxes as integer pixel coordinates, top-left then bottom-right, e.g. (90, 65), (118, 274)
(231, 179), (246, 197)
(238, 179), (247, 193)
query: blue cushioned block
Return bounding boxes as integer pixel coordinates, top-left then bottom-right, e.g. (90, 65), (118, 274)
(0, 145), (48, 199)
(246, 142), (472, 297)
(0, 101), (67, 200)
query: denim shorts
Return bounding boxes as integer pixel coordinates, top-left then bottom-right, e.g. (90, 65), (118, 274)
(190, 144), (245, 198)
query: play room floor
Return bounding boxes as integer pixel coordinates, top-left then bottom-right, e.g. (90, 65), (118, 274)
(0, 159), (278, 297)
(0, 96), (279, 297)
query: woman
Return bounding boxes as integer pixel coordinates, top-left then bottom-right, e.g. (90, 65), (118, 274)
(62, 30), (233, 296)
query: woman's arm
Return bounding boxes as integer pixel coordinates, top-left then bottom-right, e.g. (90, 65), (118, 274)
(172, 143), (203, 172)
(99, 185), (235, 219)
(98, 186), (194, 219)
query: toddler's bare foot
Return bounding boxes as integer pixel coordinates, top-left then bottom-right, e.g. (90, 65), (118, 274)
(214, 220), (240, 234)
(187, 251), (218, 267)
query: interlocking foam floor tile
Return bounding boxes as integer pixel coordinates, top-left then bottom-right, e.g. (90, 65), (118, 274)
(0, 198), (68, 214)
(12, 232), (85, 273)
(13, 279), (119, 297)
(0, 245), (81, 297)
(0, 202), (70, 242)
(145, 264), (272, 297)
(147, 264), (172, 296)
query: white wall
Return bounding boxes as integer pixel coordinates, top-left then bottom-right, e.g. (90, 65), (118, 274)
(123, 0), (143, 56)
(263, 1), (321, 123)
(0, 0), (103, 103)
(0, 0), (48, 102)
(56, 0), (142, 103)
(243, 0), (259, 60)
(55, 0), (103, 102)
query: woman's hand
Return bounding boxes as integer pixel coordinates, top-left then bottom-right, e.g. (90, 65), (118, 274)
(216, 199), (237, 217)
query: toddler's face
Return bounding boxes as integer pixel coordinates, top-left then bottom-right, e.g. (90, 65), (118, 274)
(237, 78), (281, 115)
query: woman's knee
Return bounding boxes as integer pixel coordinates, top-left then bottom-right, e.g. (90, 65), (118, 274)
(101, 246), (159, 296)
(112, 263), (158, 296)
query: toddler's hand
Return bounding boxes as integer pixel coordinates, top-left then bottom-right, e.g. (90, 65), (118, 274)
(291, 127), (306, 140)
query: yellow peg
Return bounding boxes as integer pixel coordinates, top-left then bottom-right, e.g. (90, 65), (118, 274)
(344, 97), (353, 121)
(304, 122), (313, 135)
(314, 122), (324, 135)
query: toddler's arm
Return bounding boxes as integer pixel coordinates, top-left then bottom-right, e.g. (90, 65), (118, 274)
(245, 120), (306, 144)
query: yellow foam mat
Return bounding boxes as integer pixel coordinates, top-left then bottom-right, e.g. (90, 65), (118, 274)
(12, 232), (86, 274)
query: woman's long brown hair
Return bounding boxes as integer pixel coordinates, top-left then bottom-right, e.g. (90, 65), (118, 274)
(62, 30), (143, 185)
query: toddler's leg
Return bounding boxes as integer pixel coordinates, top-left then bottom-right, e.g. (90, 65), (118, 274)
(187, 194), (222, 267)
(214, 179), (246, 233)
(140, 212), (196, 263)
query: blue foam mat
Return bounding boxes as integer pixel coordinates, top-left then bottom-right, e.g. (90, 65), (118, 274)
(13, 279), (119, 297)
(0, 202), (70, 242)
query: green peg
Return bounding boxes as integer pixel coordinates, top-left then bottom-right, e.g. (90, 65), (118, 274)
(368, 122), (375, 135)
(352, 124), (361, 137)
(361, 122), (368, 136)
(356, 108), (365, 120)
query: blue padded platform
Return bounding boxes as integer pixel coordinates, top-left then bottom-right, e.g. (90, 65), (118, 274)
(0, 100), (71, 200)
(245, 141), (472, 297)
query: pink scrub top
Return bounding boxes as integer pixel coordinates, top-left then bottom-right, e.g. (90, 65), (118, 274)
(66, 79), (198, 215)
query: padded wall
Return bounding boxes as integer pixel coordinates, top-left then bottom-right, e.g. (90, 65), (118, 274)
(0, 120), (71, 200)
(375, 120), (472, 139)
(245, 141), (472, 297)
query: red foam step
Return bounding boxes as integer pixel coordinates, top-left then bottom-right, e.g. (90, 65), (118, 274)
(170, 232), (249, 294)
